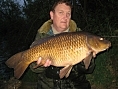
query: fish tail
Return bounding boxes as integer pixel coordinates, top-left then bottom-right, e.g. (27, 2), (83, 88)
(14, 61), (29, 79)
(5, 51), (28, 79)
(5, 52), (23, 68)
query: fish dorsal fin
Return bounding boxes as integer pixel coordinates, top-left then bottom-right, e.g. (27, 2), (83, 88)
(83, 52), (93, 69)
(30, 37), (51, 48)
(59, 65), (73, 79)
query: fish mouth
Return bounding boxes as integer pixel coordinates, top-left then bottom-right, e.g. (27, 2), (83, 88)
(92, 43), (111, 55)
(109, 42), (111, 47)
(102, 43), (111, 51)
(102, 42), (111, 51)
(106, 42), (111, 50)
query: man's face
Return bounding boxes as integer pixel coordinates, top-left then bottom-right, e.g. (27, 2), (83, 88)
(50, 3), (71, 32)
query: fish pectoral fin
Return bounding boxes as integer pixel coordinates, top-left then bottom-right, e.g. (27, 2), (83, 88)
(59, 65), (73, 79)
(65, 66), (73, 78)
(83, 52), (93, 69)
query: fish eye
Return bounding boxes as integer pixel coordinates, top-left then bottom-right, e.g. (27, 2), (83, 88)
(100, 38), (103, 40)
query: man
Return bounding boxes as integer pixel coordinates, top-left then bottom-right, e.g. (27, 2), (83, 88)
(30, 0), (95, 89)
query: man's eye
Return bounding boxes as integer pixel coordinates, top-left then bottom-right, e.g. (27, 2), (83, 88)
(59, 12), (63, 14)
(67, 13), (71, 16)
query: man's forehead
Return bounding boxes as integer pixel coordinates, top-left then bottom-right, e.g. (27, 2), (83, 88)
(55, 3), (71, 12)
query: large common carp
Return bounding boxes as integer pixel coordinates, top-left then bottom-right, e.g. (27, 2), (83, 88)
(6, 31), (111, 79)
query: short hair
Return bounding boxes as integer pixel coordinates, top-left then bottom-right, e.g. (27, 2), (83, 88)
(51, 0), (72, 11)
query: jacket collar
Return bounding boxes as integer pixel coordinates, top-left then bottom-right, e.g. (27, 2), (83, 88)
(38, 19), (77, 34)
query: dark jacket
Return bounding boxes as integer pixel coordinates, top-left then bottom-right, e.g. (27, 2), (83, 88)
(30, 20), (95, 89)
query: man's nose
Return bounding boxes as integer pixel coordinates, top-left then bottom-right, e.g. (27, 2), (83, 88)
(63, 13), (68, 19)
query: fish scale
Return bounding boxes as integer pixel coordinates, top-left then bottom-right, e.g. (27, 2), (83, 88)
(38, 34), (90, 66)
(5, 31), (111, 79)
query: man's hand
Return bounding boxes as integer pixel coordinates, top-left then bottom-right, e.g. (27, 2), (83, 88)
(36, 57), (51, 67)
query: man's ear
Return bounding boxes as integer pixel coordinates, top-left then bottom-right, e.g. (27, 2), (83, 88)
(50, 11), (53, 20)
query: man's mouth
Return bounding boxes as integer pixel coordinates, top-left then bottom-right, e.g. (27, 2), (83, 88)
(61, 22), (67, 23)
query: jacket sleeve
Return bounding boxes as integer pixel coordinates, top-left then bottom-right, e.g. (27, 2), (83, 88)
(77, 58), (95, 74)
(30, 61), (46, 73)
